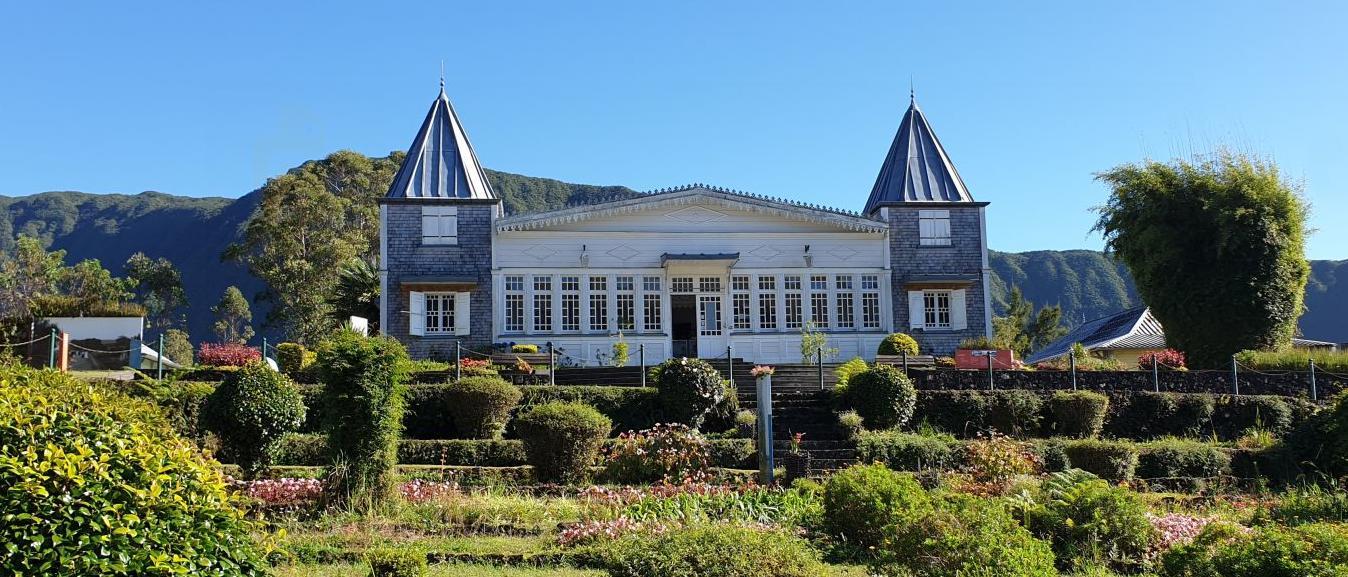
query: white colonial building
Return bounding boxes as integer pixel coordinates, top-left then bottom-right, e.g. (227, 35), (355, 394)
(379, 85), (992, 365)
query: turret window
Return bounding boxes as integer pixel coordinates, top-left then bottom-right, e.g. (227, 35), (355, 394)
(421, 206), (459, 245)
(918, 210), (951, 246)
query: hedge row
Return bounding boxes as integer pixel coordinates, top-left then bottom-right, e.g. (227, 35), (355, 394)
(912, 390), (1315, 441)
(856, 430), (1246, 486)
(270, 434), (754, 469)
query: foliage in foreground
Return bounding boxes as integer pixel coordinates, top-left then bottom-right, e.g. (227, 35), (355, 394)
(598, 525), (826, 577)
(1159, 521), (1348, 577)
(1094, 152), (1310, 367)
(514, 401), (611, 483)
(875, 494), (1057, 577)
(823, 463), (931, 553)
(0, 364), (265, 576)
(651, 357), (733, 430)
(201, 361), (306, 478)
(317, 330), (410, 507)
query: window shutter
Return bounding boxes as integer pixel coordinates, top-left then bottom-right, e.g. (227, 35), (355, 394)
(454, 292), (471, 336)
(951, 289), (968, 331)
(908, 291), (925, 330)
(409, 291), (426, 336)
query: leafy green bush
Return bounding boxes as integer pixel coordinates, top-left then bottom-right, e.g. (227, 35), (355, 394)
(1028, 469), (1154, 572)
(275, 342), (315, 377)
(514, 401), (611, 483)
(0, 364), (266, 576)
(1211, 394), (1300, 439)
(1049, 391), (1109, 438)
(988, 389), (1045, 438)
(315, 330), (409, 507)
(734, 409), (756, 437)
(878, 332), (921, 356)
(510, 343), (540, 353)
(1269, 486), (1348, 526)
(823, 463), (932, 552)
(916, 390), (994, 437)
(834, 357), (868, 392)
(705, 438), (755, 469)
(201, 362), (306, 478)
(397, 439), (526, 466)
(1137, 438), (1231, 484)
(366, 548), (426, 577)
(444, 376), (522, 439)
(1160, 521), (1348, 577)
(599, 525), (825, 577)
(964, 433), (1040, 494)
(604, 423), (711, 484)
(1063, 439), (1139, 482)
(838, 410), (864, 439)
(875, 493), (1056, 577)
(519, 385), (659, 434)
(855, 430), (961, 472)
(651, 357), (732, 429)
(842, 364), (916, 430)
(1108, 391), (1214, 439)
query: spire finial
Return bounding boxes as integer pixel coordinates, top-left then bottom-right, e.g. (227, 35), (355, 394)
(439, 60), (445, 93)
(909, 76), (915, 105)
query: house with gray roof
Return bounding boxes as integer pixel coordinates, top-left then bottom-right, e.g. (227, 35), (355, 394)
(378, 86), (993, 364)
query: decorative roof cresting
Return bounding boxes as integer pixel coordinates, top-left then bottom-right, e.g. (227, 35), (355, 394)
(385, 84), (497, 200)
(863, 93), (974, 214)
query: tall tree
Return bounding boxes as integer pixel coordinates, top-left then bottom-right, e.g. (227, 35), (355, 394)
(212, 286), (255, 344)
(58, 259), (132, 310)
(1094, 152), (1310, 367)
(225, 151), (399, 344)
(0, 236), (65, 319)
(993, 286), (1068, 357)
(125, 253), (187, 330)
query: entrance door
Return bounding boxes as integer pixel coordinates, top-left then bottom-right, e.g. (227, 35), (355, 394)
(670, 294), (697, 358)
(697, 294), (727, 358)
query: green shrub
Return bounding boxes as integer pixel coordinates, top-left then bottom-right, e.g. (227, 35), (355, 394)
(274, 342), (307, 376)
(1063, 439), (1139, 481)
(599, 525), (825, 577)
(1049, 391), (1109, 438)
(651, 357), (732, 429)
(916, 390), (994, 437)
(605, 423), (711, 483)
(988, 390), (1045, 438)
(1285, 390), (1348, 480)
(315, 330), (409, 507)
(0, 364), (266, 576)
(838, 410), (864, 439)
(834, 357), (868, 392)
(964, 433), (1039, 494)
(878, 332), (920, 356)
(823, 463), (932, 552)
(366, 548), (426, 577)
(1029, 469), (1154, 572)
(201, 362), (306, 478)
(519, 385), (660, 434)
(1160, 521), (1348, 577)
(1137, 438), (1231, 483)
(876, 493), (1056, 577)
(1212, 394), (1298, 439)
(444, 376), (522, 439)
(706, 438), (756, 469)
(396, 439), (526, 466)
(1269, 486), (1348, 525)
(1236, 348), (1348, 373)
(1109, 391), (1214, 439)
(510, 343), (540, 353)
(273, 432), (328, 465)
(734, 409), (756, 437)
(842, 364), (916, 430)
(514, 401), (611, 483)
(855, 430), (961, 472)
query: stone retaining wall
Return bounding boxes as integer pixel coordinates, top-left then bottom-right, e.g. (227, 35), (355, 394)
(909, 368), (1344, 399)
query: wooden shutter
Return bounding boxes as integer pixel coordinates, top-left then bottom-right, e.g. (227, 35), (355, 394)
(908, 291), (925, 330)
(951, 290), (968, 330)
(453, 292), (471, 336)
(409, 291), (425, 336)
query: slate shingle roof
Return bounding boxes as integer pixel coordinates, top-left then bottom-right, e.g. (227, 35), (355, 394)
(385, 86), (496, 200)
(863, 97), (975, 214)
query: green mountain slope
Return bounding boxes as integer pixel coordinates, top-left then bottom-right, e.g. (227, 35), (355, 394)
(3, 173), (1343, 345)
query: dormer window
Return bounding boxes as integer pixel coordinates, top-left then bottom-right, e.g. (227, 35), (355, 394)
(918, 210), (951, 246)
(422, 205), (458, 245)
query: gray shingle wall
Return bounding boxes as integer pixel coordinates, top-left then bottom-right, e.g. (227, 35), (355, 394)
(887, 206), (990, 355)
(384, 203), (496, 359)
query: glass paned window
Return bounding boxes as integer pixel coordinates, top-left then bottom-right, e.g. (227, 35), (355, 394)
(924, 290), (952, 328)
(617, 295), (635, 331)
(643, 276), (662, 291)
(810, 275), (828, 291)
(532, 276), (552, 332)
(835, 275), (853, 290)
(505, 276), (525, 332)
(862, 293), (881, 329)
(616, 276), (634, 291)
(643, 294), (662, 332)
(732, 293), (750, 330)
(732, 275), (750, 291)
(589, 276), (609, 331)
(811, 292), (829, 328)
(505, 275), (524, 291)
(672, 277), (694, 293)
(424, 293), (455, 334)
(698, 277), (722, 293)
(836, 292), (855, 329)
(561, 274), (580, 332)
(861, 275), (880, 290)
(784, 275), (802, 329)
(757, 276), (777, 330)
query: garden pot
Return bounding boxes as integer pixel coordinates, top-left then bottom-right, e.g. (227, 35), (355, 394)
(781, 451), (810, 482)
(954, 348), (1016, 370)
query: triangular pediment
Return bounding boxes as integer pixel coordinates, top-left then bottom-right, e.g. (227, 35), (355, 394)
(495, 186), (886, 234)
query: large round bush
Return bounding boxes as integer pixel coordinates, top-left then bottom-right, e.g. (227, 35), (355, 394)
(842, 364), (916, 430)
(876, 494), (1056, 577)
(515, 401), (611, 483)
(877, 333), (920, 356)
(201, 361), (306, 478)
(652, 357), (731, 429)
(445, 376), (522, 439)
(823, 463), (931, 552)
(0, 364), (266, 576)
(1029, 470), (1154, 571)
(600, 525), (825, 577)
(1160, 521), (1348, 577)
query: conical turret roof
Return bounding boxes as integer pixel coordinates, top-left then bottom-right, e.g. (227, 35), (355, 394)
(863, 96), (974, 214)
(385, 86), (496, 200)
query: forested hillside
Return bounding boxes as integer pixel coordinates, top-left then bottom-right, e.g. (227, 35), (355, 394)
(3, 161), (1343, 344)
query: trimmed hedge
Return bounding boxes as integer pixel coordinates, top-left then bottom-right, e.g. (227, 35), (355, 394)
(201, 362), (306, 478)
(444, 377), (522, 439)
(515, 401), (611, 483)
(1063, 439), (1138, 481)
(518, 386), (660, 434)
(855, 430), (961, 472)
(271, 435), (754, 468)
(913, 390), (1044, 438)
(1109, 391), (1215, 439)
(1049, 391), (1109, 438)
(1136, 438), (1232, 481)
(842, 365), (917, 429)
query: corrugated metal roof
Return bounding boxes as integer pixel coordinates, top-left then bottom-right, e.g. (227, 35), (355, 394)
(1025, 306), (1156, 364)
(385, 86), (496, 200)
(863, 96), (975, 214)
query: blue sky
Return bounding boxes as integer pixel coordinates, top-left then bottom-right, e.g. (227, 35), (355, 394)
(2, 1), (1344, 259)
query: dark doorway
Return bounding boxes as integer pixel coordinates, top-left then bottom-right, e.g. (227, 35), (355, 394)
(671, 294), (697, 358)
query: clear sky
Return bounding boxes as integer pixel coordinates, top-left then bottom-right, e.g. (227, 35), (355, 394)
(2, 1), (1344, 259)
